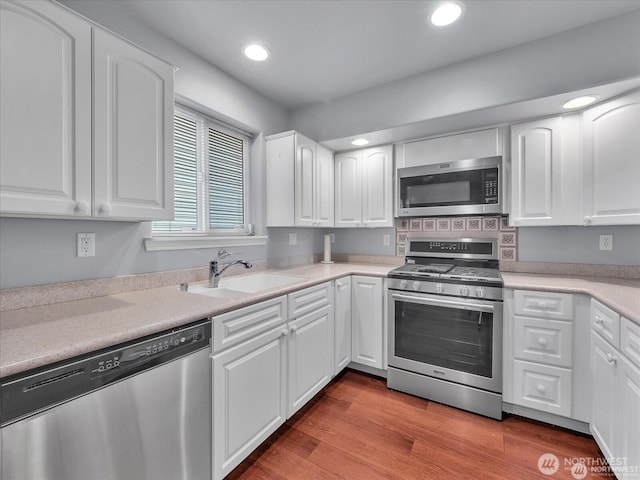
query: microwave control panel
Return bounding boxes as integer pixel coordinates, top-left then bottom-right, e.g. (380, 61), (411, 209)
(483, 170), (499, 203)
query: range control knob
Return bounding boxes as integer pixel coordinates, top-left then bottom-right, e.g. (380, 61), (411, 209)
(459, 286), (470, 297)
(476, 287), (486, 298)
(436, 283), (444, 294)
(412, 281), (421, 291)
(400, 280), (408, 289)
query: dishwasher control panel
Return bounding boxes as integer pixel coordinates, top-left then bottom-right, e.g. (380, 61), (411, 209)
(90, 324), (208, 377)
(1, 320), (211, 426)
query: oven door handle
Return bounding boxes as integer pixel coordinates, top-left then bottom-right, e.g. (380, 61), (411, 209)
(391, 292), (495, 313)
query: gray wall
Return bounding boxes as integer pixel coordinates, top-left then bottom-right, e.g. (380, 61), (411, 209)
(290, 10), (640, 142)
(518, 226), (640, 266)
(0, 1), (289, 289)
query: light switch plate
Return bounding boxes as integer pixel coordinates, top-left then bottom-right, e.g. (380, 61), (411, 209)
(599, 234), (613, 251)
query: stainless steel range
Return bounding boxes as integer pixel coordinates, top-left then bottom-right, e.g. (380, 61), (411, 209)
(387, 237), (503, 420)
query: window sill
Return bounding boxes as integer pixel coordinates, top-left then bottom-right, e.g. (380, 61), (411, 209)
(144, 235), (268, 252)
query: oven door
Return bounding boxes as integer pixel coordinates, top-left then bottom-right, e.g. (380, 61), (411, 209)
(388, 290), (502, 393)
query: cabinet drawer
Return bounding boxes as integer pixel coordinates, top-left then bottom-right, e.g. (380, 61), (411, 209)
(212, 296), (287, 352)
(514, 290), (573, 320)
(513, 360), (572, 417)
(591, 299), (620, 348)
(513, 316), (573, 367)
(288, 282), (332, 318)
(622, 317), (640, 369)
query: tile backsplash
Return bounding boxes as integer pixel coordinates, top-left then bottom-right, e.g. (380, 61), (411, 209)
(395, 216), (518, 262)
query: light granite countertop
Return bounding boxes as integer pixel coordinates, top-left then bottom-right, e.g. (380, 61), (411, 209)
(1, 264), (638, 379)
(0, 263), (392, 379)
(502, 273), (640, 324)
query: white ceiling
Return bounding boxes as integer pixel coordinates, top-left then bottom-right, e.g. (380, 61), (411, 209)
(110, 0), (640, 110)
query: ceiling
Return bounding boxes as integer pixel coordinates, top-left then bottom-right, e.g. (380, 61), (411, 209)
(108, 0), (640, 110)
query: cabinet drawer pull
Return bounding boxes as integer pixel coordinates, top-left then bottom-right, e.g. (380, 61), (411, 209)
(594, 315), (605, 328)
(536, 384), (547, 394)
(537, 337), (547, 347)
(606, 354), (617, 365)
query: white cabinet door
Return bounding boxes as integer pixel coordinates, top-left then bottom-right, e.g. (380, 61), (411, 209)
(93, 28), (174, 220)
(510, 117), (563, 226)
(0, 0), (92, 217)
(619, 357), (640, 480)
(351, 276), (384, 369)
(335, 151), (363, 227)
(212, 326), (287, 480)
(315, 144), (335, 227)
(583, 90), (640, 226)
(362, 146), (394, 227)
(334, 277), (352, 375)
(590, 331), (619, 461)
(294, 133), (316, 227)
(334, 145), (393, 228)
(287, 305), (333, 417)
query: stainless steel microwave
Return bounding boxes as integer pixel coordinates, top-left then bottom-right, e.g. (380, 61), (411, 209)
(396, 156), (502, 217)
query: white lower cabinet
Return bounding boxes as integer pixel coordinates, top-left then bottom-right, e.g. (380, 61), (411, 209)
(211, 282), (336, 479)
(351, 275), (385, 370)
(211, 325), (287, 480)
(334, 276), (352, 375)
(211, 297), (287, 480)
(503, 289), (590, 427)
(590, 299), (640, 480)
(287, 305), (333, 417)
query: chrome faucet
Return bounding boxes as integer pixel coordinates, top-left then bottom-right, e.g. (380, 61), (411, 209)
(209, 249), (253, 288)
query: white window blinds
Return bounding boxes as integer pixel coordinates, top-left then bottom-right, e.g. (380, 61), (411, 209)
(153, 106), (250, 235)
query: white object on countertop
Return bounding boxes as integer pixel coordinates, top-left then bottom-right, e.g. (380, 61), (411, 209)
(321, 234), (333, 264)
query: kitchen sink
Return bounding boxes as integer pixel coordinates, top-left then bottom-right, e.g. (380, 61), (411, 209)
(187, 285), (251, 299)
(219, 273), (304, 293)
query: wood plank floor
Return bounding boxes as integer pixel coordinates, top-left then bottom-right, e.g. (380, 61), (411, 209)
(228, 370), (613, 480)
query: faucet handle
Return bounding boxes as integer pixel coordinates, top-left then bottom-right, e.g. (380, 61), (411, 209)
(217, 248), (232, 259)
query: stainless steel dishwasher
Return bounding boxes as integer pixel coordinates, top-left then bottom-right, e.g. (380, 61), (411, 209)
(0, 319), (211, 480)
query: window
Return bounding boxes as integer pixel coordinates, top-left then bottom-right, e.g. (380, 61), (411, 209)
(153, 106), (251, 235)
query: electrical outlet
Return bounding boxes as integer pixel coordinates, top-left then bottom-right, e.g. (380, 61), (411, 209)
(77, 233), (95, 257)
(599, 234), (613, 251)
(289, 233), (297, 246)
(383, 234), (391, 246)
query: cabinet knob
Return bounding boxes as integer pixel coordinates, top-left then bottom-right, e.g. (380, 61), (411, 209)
(536, 384), (547, 394)
(537, 337), (547, 347)
(74, 201), (89, 214)
(99, 203), (112, 215)
(290, 325), (298, 334)
(606, 353), (617, 365)
(584, 216), (592, 224)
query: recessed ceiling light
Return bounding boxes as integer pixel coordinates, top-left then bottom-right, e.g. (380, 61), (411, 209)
(243, 43), (270, 62)
(351, 138), (369, 146)
(430, 3), (462, 27)
(562, 95), (598, 109)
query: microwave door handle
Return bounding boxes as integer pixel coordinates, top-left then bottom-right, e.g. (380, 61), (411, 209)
(391, 292), (495, 314)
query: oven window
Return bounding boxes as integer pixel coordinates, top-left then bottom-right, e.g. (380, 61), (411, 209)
(394, 302), (493, 377)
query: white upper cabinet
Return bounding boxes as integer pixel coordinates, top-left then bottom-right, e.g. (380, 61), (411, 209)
(266, 131), (334, 227)
(510, 116), (582, 227)
(0, 0), (92, 217)
(582, 90), (640, 226)
(93, 29), (174, 220)
(335, 145), (393, 228)
(510, 117), (564, 226)
(0, 0), (174, 221)
(395, 128), (502, 169)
